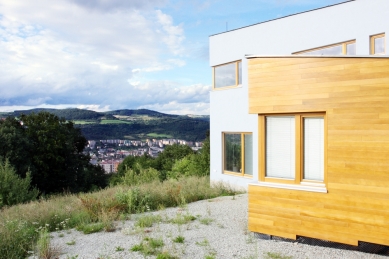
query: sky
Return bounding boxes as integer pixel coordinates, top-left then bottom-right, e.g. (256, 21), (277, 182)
(0, 0), (347, 115)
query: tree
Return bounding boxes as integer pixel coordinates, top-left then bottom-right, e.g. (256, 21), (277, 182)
(0, 112), (109, 194)
(0, 117), (32, 177)
(0, 159), (39, 208)
(155, 144), (194, 176)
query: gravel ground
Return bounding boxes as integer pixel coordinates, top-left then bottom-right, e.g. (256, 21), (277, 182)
(47, 194), (386, 259)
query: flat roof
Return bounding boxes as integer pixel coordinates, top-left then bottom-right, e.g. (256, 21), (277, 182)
(210, 0), (355, 37)
(245, 55), (389, 59)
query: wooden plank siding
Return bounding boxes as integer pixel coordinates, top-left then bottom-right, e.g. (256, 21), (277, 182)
(248, 57), (389, 246)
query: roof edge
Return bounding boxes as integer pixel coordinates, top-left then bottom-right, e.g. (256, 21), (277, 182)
(209, 0), (355, 37)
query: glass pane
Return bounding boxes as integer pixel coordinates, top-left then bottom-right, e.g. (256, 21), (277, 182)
(346, 43), (356, 55)
(224, 133), (241, 173)
(303, 117), (324, 181)
(374, 37), (385, 54)
(238, 62), (242, 85)
(266, 116), (295, 179)
(244, 134), (253, 175)
(214, 63), (236, 88)
(303, 44), (343, 55)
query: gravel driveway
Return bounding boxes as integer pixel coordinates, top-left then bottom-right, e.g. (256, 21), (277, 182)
(48, 194), (386, 259)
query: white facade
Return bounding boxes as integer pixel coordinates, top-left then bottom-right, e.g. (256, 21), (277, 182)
(209, 0), (389, 189)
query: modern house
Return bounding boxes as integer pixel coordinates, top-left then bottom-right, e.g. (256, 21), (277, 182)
(209, 0), (389, 247)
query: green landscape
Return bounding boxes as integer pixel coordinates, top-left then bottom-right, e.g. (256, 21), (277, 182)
(4, 108), (209, 141)
(0, 110), (219, 258)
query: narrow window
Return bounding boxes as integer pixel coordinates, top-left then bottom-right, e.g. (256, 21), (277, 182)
(371, 34), (385, 55)
(303, 117), (324, 181)
(223, 132), (252, 176)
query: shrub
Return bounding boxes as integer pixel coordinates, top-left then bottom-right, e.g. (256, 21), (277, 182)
(0, 159), (39, 208)
(119, 164), (159, 186)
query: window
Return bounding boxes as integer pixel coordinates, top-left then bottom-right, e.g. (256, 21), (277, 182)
(370, 33), (385, 55)
(293, 40), (356, 55)
(259, 114), (325, 184)
(223, 132), (252, 176)
(213, 60), (242, 89)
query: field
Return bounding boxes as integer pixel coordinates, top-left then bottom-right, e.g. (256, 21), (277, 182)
(99, 120), (132, 124)
(147, 133), (173, 139)
(72, 120), (96, 125)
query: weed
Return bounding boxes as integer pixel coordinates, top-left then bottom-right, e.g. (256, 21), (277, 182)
(264, 252), (293, 259)
(115, 246), (125, 251)
(66, 240), (76, 245)
(199, 217), (214, 225)
(156, 251), (179, 259)
(172, 235), (185, 243)
(170, 212), (197, 225)
(135, 214), (162, 228)
(35, 227), (61, 259)
(205, 255), (216, 259)
(66, 255), (78, 259)
(58, 233), (65, 237)
(76, 222), (105, 234)
(131, 237), (164, 255)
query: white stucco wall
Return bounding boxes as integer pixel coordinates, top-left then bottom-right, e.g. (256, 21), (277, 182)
(209, 0), (389, 190)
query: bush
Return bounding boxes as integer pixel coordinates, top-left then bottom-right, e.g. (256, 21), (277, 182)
(119, 163), (160, 186)
(0, 160), (39, 208)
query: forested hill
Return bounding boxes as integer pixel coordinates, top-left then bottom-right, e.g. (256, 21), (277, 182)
(3, 108), (210, 141)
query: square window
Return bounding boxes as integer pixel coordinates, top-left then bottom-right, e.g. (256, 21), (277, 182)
(371, 34), (385, 55)
(213, 61), (242, 89)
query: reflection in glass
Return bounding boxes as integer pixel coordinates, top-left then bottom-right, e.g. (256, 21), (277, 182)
(374, 37), (385, 54)
(346, 43), (356, 55)
(214, 63), (236, 88)
(244, 134), (253, 175)
(304, 45), (343, 55)
(224, 134), (241, 173)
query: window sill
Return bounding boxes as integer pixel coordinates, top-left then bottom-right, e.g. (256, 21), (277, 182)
(212, 84), (242, 91)
(249, 181), (327, 193)
(223, 171), (253, 178)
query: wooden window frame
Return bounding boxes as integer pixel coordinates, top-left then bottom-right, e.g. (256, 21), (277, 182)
(293, 40), (356, 55)
(259, 113), (327, 185)
(222, 132), (253, 177)
(212, 60), (242, 90)
(370, 33), (386, 55)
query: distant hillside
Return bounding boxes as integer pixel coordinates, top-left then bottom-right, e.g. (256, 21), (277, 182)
(4, 108), (210, 141)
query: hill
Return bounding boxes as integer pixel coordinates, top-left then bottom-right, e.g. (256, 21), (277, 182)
(3, 108), (210, 141)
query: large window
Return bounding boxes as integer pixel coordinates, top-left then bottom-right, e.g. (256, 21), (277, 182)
(293, 40), (356, 55)
(213, 60), (242, 89)
(223, 132), (252, 176)
(370, 33), (385, 55)
(259, 114), (325, 184)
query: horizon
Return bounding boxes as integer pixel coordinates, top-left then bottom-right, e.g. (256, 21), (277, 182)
(0, 0), (346, 115)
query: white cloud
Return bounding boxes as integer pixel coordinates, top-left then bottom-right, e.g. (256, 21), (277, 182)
(0, 0), (193, 113)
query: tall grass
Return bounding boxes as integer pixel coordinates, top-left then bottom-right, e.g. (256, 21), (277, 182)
(0, 176), (238, 259)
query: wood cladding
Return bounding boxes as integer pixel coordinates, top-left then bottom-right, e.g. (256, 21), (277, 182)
(248, 57), (389, 246)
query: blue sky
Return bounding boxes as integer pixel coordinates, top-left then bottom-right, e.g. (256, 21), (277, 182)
(0, 0), (346, 115)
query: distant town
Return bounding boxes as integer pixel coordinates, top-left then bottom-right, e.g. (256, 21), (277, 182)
(86, 139), (203, 174)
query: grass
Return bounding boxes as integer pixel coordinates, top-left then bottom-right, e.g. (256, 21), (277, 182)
(135, 214), (162, 228)
(169, 213), (197, 225)
(131, 237), (164, 256)
(172, 235), (185, 243)
(0, 176), (238, 259)
(72, 120), (96, 125)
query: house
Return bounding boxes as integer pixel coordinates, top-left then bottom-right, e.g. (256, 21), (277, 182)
(209, 0), (388, 247)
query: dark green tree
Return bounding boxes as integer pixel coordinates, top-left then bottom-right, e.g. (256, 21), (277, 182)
(17, 112), (108, 193)
(0, 117), (32, 177)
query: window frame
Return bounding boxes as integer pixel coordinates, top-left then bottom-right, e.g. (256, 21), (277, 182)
(293, 40), (356, 55)
(222, 132), (253, 177)
(370, 33), (386, 55)
(259, 113), (326, 186)
(212, 60), (242, 90)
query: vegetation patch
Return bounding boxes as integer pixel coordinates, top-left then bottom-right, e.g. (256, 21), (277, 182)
(135, 214), (163, 228)
(100, 119), (131, 124)
(264, 252), (293, 259)
(147, 133), (173, 138)
(131, 237), (164, 256)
